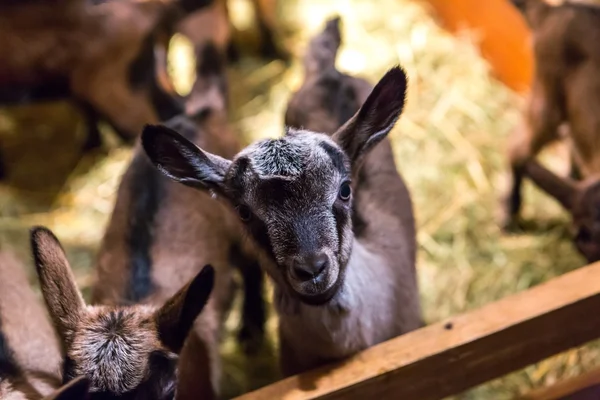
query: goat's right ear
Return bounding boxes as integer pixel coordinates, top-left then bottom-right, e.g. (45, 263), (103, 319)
(524, 159), (578, 210)
(154, 264), (215, 353)
(30, 227), (86, 344)
(44, 376), (90, 400)
(141, 124), (231, 193)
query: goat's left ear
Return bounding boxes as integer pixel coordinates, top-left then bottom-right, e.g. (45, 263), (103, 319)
(142, 124), (231, 194)
(154, 265), (215, 353)
(332, 66), (407, 169)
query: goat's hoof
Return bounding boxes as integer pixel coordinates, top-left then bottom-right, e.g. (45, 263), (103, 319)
(237, 324), (265, 355)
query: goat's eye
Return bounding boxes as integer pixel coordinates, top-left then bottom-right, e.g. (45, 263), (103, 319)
(237, 205), (252, 222)
(339, 182), (351, 201)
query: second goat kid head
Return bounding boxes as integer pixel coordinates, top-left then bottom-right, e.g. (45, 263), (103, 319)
(142, 66), (407, 306)
(30, 227), (214, 399)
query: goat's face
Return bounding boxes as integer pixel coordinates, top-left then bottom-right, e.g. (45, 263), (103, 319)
(30, 227), (214, 399)
(142, 66), (408, 306)
(571, 182), (600, 262)
(223, 132), (353, 304)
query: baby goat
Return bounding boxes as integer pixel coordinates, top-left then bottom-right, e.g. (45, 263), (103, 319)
(141, 63), (423, 375)
(30, 227), (215, 399)
(503, 0), (600, 230)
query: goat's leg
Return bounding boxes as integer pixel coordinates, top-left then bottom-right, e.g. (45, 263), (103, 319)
(239, 261), (266, 353)
(569, 148), (583, 180)
(76, 101), (103, 152)
(502, 81), (563, 231)
(229, 246), (266, 353)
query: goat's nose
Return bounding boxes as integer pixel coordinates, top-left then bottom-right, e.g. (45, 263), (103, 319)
(291, 253), (329, 282)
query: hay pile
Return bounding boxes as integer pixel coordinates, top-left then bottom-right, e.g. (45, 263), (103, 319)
(0, 0), (597, 398)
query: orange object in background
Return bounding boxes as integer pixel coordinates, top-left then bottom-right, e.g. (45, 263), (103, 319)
(423, 0), (533, 93)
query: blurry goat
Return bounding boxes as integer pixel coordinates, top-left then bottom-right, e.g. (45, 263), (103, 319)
(503, 0), (600, 262)
(503, 0), (600, 230)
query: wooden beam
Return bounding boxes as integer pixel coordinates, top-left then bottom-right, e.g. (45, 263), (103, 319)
(520, 365), (600, 400)
(234, 262), (600, 400)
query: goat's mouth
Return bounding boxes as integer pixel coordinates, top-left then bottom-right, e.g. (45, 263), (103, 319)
(284, 265), (342, 306)
(295, 284), (341, 306)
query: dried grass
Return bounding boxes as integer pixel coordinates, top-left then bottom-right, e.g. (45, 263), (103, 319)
(0, 0), (598, 398)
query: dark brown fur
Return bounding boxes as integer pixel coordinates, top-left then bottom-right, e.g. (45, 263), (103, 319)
(504, 0), (600, 228)
(30, 227), (215, 399)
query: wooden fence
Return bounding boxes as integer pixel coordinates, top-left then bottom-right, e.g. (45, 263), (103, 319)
(234, 261), (600, 400)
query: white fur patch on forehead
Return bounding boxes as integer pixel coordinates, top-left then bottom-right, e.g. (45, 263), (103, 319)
(69, 306), (162, 394)
(241, 131), (339, 178)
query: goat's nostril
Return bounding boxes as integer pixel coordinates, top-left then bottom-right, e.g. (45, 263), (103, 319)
(314, 254), (328, 275)
(292, 266), (314, 281)
(291, 254), (329, 282)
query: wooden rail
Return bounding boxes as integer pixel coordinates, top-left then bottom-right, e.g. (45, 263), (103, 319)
(234, 262), (600, 400)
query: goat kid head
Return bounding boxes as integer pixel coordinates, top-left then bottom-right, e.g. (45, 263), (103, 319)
(30, 227), (214, 399)
(142, 66), (407, 306)
(524, 160), (600, 262)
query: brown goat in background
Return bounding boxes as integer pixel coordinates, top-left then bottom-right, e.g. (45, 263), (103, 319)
(93, 41), (265, 394)
(504, 0), (600, 261)
(0, 0), (182, 140)
(31, 226), (216, 399)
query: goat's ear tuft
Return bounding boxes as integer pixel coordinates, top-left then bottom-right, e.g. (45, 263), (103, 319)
(44, 376), (91, 400)
(30, 227), (86, 345)
(332, 66), (407, 170)
(155, 265), (215, 353)
(141, 124), (232, 193)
